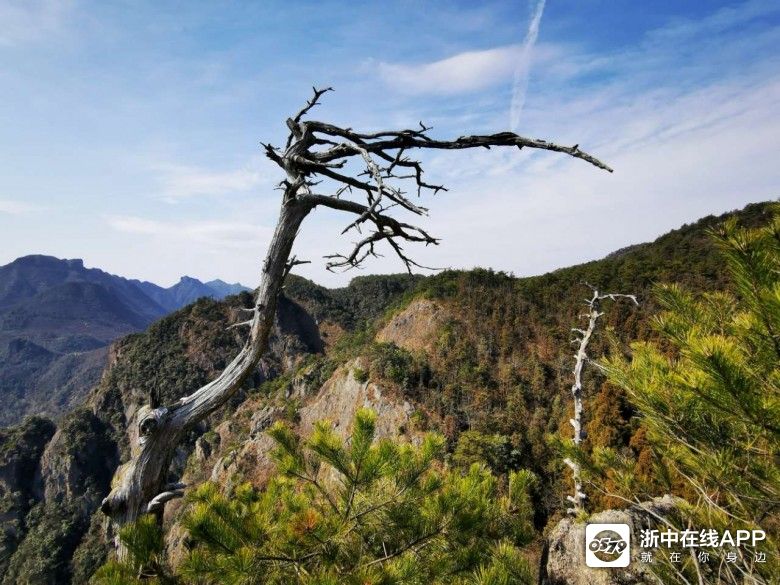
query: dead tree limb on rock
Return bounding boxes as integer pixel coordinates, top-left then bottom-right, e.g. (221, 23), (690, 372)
(565, 285), (638, 515)
(99, 87), (613, 550)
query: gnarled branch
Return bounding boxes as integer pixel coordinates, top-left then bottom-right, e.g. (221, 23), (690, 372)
(101, 87), (612, 552)
(566, 285), (637, 515)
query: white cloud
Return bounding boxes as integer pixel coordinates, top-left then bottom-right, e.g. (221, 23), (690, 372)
(0, 198), (43, 214)
(107, 215), (271, 249)
(395, 76), (780, 282)
(151, 160), (270, 201)
(645, 0), (779, 43)
(377, 45), (521, 95)
(4, 0), (778, 289)
(294, 2), (780, 286)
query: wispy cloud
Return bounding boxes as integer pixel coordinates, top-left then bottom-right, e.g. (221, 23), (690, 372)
(151, 160), (270, 201)
(645, 0), (779, 42)
(0, 0), (73, 47)
(377, 45), (520, 95)
(372, 2), (549, 113)
(302, 0), (778, 286)
(509, 0), (545, 131)
(107, 215), (271, 248)
(2, 0), (778, 287)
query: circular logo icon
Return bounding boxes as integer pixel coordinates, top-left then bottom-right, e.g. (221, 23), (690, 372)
(588, 529), (628, 563)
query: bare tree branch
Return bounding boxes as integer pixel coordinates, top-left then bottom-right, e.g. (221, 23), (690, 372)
(566, 285), (638, 515)
(101, 87), (613, 551)
(285, 86), (333, 149)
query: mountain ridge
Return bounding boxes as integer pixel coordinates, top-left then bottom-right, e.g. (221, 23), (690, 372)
(0, 201), (775, 583)
(0, 255), (251, 426)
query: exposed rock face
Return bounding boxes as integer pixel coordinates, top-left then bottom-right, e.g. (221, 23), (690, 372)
(0, 417), (56, 576)
(299, 360), (414, 440)
(376, 299), (447, 353)
(161, 358), (416, 568)
(541, 496), (680, 585)
(3, 203), (774, 584)
(38, 409), (118, 511)
(0, 292), (327, 584)
(193, 359), (415, 494)
(0, 409), (119, 584)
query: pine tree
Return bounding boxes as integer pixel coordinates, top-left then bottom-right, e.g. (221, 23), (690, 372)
(600, 209), (779, 583)
(93, 409), (537, 584)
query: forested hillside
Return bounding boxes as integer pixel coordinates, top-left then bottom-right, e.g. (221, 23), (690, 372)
(0, 201), (774, 584)
(0, 256), (249, 426)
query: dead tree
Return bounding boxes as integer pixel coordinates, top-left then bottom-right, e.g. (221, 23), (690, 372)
(564, 285), (637, 515)
(99, 87), (613, 544)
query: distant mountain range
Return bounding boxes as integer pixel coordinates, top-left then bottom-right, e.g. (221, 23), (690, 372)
(1, 202), (774, 584)
(0, 255), (249, 426)
(136, 275), (249, 313)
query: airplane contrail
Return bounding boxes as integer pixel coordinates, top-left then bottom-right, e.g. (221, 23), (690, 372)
(510, 0), (546, 132)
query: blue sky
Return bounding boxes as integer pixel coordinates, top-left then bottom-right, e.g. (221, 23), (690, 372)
(1, 0), (779, 287)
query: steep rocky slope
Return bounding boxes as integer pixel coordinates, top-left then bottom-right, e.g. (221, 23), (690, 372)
(0, 201), (773, 584)
(0, 416), (57, 577)
(0, 256), (249, 426)
(0, 289), (344, 583)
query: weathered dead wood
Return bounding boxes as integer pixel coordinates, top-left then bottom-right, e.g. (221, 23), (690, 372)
(101, 87), (612, 549)
(565, 285), (637, 515)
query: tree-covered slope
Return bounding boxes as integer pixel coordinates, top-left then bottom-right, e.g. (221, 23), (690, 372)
(0, 200), (774, 584)
(0, 256), (251, 427)
(283, 273), (424, 330)
(358, 202), (776, 517)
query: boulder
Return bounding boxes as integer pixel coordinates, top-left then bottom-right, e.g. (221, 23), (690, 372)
(541, 496), (680, 585)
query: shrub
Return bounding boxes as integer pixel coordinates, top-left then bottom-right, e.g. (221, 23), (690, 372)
(94, 409), (537, 584)
(601, 210), (780, 583)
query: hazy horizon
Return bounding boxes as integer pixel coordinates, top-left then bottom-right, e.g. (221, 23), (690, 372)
(5, 197), (775, 289)
(2, 0), (779, 287)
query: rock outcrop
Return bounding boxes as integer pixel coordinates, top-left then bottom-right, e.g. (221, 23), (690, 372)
(189, 358), (415, 494)
(0, 416), (56, 576)
(377, 299), (447, 353)
(0, 292), (328, 583)
(299, 360), (414, 440)
(541, 496), (680, 585)
(161, 358), (416, 567)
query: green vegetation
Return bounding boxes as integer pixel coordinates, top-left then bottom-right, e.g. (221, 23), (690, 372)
(5, 201), (778, 584)
(0, 416), (57, 578)
(0, 408), (116, 585)
(363, 202), (780, 520)
(452, 431), (522, 476)
(104, 297), (244, 405)
(285, 273), (424, 330)
(94, 409), (536, 584)
(362, 342), (428, 388)
(0, 414), (55, 470)
(598, 210), (779, 582)
(352, 366), (369, 382)
(3, 500), (92, 585)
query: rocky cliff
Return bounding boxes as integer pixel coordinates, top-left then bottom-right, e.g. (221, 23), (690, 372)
(0, 202), (774, 584)
(0, 255), (250, 427)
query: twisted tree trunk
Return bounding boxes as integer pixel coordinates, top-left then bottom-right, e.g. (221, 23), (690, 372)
(100, 87), (612, 553)
(565, 287), (637, 515)
(100, 194), (311, 548)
